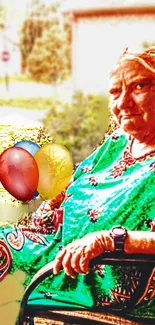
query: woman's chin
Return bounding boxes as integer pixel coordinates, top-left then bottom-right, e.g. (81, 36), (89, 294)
(120, 119), (137, 133)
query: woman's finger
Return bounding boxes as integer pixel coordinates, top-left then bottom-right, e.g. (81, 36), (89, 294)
(53, 249), (66, 274)
(79, 252), (90, 273)
(71, 247), (84, 274)
(62, 251), (76, 278)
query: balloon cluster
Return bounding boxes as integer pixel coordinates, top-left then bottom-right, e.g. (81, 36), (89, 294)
(0, 141), (73, 202)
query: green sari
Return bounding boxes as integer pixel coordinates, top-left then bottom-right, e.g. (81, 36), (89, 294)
(0, 129), (155, 318)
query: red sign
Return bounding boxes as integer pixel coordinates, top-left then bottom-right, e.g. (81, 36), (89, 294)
(1, 51), (11, 62)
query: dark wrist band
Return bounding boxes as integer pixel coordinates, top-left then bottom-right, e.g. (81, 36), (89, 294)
(109, 226), (128, 253)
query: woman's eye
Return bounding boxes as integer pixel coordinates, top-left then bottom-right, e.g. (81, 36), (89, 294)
(110, 89), (121, 98)
(136, 83), (146, 90)
(134, 81), (151, 91)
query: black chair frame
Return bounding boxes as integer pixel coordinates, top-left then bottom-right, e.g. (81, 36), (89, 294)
(18, 252), (155, 325)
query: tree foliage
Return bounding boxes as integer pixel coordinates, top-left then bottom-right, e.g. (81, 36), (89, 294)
(43, 92), (112, 163)
(27, 23), (71, 83)
(142, 41), (155, 50)
(20, 2), (53, 72)
(20, 1), (71, 82)
(0, 3), (8, 29)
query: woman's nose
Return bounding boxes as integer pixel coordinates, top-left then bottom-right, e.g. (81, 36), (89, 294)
(117, 90), (134, 111)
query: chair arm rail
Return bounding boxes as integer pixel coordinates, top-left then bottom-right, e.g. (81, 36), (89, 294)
(17, 252), (155, 325)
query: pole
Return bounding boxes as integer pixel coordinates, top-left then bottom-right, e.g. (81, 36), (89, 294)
(4, 63), (9, 92)
(3, 30), (10, 95)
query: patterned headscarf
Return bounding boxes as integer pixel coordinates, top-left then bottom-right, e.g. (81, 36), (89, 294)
(110, 47), (155, 76)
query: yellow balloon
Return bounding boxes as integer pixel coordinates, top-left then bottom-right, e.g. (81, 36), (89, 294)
(34, 143), (73, 200)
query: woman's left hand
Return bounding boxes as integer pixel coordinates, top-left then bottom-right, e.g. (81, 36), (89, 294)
(53, 231), (114, 278)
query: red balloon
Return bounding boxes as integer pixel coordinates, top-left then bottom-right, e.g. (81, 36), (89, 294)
(0, 147), (39, 202)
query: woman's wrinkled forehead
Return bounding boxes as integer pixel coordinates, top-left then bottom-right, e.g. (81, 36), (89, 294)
(109, 58), (155, 89)
(110, 47), (155, 80)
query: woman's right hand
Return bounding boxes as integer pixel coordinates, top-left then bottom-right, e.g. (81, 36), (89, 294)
(52, 231), (114, 278)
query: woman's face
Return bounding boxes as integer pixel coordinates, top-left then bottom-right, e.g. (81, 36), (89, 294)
(109, 59), (155, 140)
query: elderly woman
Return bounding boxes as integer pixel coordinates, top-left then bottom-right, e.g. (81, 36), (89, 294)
(0, 47), (155, 321)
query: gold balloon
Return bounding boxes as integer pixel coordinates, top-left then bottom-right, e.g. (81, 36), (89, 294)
(34, 143), (73, 200)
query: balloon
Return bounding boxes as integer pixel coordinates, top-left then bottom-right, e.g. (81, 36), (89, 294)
(33, 190), (39, 200)
(34, 143), (73, 200)
(14, 141), (40, 199)
(0, 147), (39, 202)
(14, 140), (40, 157)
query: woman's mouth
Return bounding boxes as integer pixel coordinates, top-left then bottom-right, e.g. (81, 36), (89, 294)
(121, 114), (139, 119)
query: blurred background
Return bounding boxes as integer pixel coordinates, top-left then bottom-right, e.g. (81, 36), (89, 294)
(0, 1), (155, 321)
(0, 0), (155, 163)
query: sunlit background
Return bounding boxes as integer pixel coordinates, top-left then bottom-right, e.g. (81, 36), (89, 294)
(1, 0), (155, 92)
(0, 0), (155, 161)
(0, 3), (155, 322)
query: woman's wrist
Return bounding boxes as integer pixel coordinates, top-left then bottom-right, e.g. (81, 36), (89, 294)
(94, 231), (115, 252)
(85, 230), (155, 255)
(124, 231), (155, 254)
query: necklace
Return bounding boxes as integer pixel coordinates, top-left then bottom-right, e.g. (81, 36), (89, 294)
(129, 136), (155, 159)
(110, 138), (155, 178)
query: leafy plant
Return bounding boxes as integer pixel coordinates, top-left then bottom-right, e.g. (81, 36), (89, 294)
(27, 24), (71, 84)
(142, 41), (155, 50)
(0, 3), (8, 29)
(0, 126), (52, 155)
(20, 1), (71, 82)
(43, 92), (113, 163)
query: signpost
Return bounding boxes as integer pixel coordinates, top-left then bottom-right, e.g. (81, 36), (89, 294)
(1, 51), (10, 93)
(1, 51), (11, 62)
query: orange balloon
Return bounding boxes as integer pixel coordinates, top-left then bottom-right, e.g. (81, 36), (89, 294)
(34, 143), (73, 199)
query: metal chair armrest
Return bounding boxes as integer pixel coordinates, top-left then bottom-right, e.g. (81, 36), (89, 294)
(17, 252), (155, 325)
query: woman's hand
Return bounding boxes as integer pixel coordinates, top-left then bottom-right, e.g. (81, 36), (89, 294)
(53, 231), (114, 278)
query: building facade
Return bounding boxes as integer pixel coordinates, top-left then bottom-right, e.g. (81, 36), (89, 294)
(61, 0), (155, 94)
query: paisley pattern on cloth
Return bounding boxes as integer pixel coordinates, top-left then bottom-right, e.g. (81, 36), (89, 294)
(0, 240), (12, 281)
(0, 129), (154, 320)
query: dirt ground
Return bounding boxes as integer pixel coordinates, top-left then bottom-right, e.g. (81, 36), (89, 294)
(35, 319), (64, 325)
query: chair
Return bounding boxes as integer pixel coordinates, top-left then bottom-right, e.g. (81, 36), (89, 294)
(18, 252), (155, 325)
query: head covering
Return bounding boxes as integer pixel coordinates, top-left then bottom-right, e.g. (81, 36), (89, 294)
(110, 47), (155, 76)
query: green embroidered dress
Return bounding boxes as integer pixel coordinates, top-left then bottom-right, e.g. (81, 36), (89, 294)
(0, 129), (155, 319)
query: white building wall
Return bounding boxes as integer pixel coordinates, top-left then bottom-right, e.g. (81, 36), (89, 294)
(73, 14), (155, 94)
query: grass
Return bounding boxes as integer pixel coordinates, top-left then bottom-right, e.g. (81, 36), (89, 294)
(0, 97), (56, 110)
(0, 75), (31, 83)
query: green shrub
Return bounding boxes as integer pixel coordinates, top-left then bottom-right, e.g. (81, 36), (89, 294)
(43, 92), (117, 164)
(0, 126), (52, 155)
